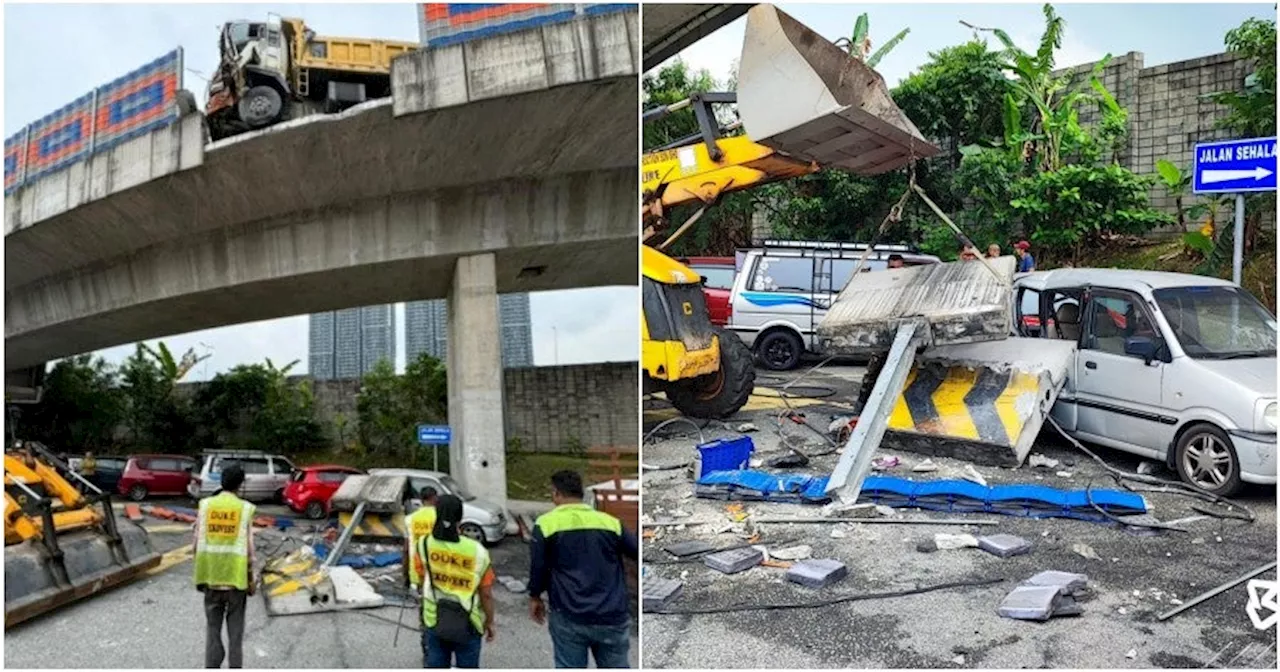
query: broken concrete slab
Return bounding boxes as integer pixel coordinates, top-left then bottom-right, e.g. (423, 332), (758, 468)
(665, 540), (716, 558)
(978, 534), (1033, 558)
(642, 577), (683, 612)
(1024, 571), (1089, 595)
(817, 257), (1017, 355)
(786, 559), (849, 588)
(997, 585), (1070, 621)
(703, 546), (764, 574)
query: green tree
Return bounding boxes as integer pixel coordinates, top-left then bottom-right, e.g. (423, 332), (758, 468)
(23, 356), (124, 452)
(119, 345), (196, 451)
(355, 354), (449, 463)
(191, 359), (323, 455)
(838, 13), (910, 68)
(1211, 16), (1277, 138)
(642, 60), (720, 150)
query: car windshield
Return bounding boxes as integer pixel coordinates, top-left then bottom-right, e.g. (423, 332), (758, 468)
(1153, 286), (1277, 359)
(440, 476), (475, 501)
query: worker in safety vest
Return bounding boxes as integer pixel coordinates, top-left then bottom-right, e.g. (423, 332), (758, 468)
(193, 464), (256, 669)
(419, 494), (496, 668)
(406, 486), (439, 588)
(529, 470), (638, 668)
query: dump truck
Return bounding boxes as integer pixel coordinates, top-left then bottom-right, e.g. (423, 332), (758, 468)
(4, 441), (160, 626)
(641, 4), (937, 418)
(205, 16), (418, 140)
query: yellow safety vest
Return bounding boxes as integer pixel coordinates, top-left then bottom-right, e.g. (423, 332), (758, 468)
(406, 505), (437, 586)
(420, 535), (489, 634)
(194, 492), (255, 590)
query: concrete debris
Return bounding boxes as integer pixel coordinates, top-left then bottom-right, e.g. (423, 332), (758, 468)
(642, 577), (683, 612)
(1055, 471), (1073, 478)
(997, 585), (1083, 621)
(770, 545), (813, 561)
(786, 559), (848, 588)
(749, 459), (765, 468)
(951, 654), (966, 665)
(978, 534), (1032, 558)
(828, 416), (853, 434)
(830, 527), (848, 539)
(703, 547), (764, 574)
(961, 465), (987, 486)
(872, 456), (901, 471)
(669, 509), (691, 518)
(1028, 453), (1060, 469)
(917, 538), (939, 553)
(736, 423), (759, 433)
(1136, 461), (1159, 476)
(874, 505), (897, 518)
(1072, 543), (1103, 561)
(912, 459), (939, 473)
(1125, 649), (1138, 660)
(497, 575), (527, 593)
(664, 540), (715, 558)
(1024, 571), (1088, 595)
(767, 452), (810, 469)
(935, 533), (980, 551)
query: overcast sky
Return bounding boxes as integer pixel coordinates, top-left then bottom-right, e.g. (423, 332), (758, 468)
(660, 3), (1274, 89)
(4, 4), (638, 378)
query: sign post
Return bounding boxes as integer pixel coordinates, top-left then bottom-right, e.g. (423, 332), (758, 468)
(417, 424), (452, 471)
(1191, 136), (1277, 285)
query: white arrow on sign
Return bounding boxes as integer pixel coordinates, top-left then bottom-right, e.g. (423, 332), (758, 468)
(1202, 166), (1274, 184)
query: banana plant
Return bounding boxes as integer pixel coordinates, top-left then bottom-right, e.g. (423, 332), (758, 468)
(837, 13), (909, 69)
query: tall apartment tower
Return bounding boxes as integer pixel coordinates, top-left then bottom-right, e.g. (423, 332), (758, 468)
(308, 305), (397, 380)
(404, 293), (533, 368)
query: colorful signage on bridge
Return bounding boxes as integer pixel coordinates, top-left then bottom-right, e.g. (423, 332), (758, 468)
(418, 3), (633, 47)
(4, 48), (184, 195)
(1192, 136), (1277, 194)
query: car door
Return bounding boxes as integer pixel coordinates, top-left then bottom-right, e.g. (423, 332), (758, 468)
(270, 457), (296, 496)
(147, 458), (177, 494)
(237, 458), (272, 501)
(1072, 288), (1172, 456)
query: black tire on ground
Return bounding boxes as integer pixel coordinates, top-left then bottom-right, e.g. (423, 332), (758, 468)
(128, 484), (148, 502)
(756, 329), (804, 371)
(305, 501), (326, 520)
(1174, 423), (1243, 497)
(238, 85), (284, 128)
(667, 328), (756, 419)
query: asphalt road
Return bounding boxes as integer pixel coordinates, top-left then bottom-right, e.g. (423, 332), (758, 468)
(641, 365), (1278, 669)
(5, 511), (638, 668)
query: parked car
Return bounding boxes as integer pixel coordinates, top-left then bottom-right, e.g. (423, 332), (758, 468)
(679, 256), (737, 326)
(84, 455), (128, 494)
(117, 454), (198, 501)
(190, 451), (297, 503)
(1015, 269), (1277, 495)
(728, 241), (941, 369)
(283, 465), (364, 519)
(367, 468), (506, 544)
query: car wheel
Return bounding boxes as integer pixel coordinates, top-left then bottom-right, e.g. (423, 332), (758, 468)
(460, 523), (485, 543)
(757, 330), (803, 371)
(128, 484), (148, 502)
(305, 501), (326, 520)
(1175, 424), (1243, 497)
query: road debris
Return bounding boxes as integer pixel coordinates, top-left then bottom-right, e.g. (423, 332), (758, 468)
(642, 577), (683, 612)
(1136, 461), (1160, 476)
(703, 546), (764, 574)
(1072, 542), (1103, 561)
(935, 533), (980, 550)
(736, 423), (759, 433)
(978, 534), (1032, 558)
(1156, 560), (1278, 621)
(1028, 454), (1059, 469)
(770, 544), (813, 561)
(786, 559), (848, 588)
(872, 455), (901, 471)
(665, 540), (715, 558)
(1125, 648), (1138, 660)
(961, 465), (987, 486)
(912, 459), (939, 473)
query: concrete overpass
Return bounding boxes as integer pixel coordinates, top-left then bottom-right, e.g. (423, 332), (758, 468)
(4, 8), (639, 503)
(642, 4), (750, 71)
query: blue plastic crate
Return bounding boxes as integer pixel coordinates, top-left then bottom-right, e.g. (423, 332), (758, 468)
(695, 437), (754, 480)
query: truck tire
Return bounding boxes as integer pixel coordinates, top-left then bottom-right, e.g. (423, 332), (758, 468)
(238, 85), (283, 129)
(667, 328), (756, 419)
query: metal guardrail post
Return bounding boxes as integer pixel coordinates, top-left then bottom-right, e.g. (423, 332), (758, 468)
(825, 322), (922, 503)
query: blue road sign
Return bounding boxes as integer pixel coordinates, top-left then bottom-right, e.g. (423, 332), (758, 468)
(1192, 137), (1276, 194)
(417, 424), (452, 445)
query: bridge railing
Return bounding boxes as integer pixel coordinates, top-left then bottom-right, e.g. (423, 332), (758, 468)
(5, 48), (184, 196)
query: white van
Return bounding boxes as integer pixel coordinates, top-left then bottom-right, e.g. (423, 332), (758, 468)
(728, 241), (940, 369)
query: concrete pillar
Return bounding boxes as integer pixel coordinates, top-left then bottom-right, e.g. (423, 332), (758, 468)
(446, 253), (507, 505)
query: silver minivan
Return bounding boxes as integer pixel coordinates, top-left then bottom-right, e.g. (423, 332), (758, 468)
(1015, 269), (1276, 495)
(728, 241), (940, 370)
(190, 451), (296, 502)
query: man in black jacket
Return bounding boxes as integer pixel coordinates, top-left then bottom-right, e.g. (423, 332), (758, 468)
(528, 470), (637, 668)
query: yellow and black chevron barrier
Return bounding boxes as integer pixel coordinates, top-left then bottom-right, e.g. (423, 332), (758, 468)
(337, 511), (407, 542)
(887, 362), (1042, 449)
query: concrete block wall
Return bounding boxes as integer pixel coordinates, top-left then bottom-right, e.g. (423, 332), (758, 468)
(1055, 50), (1270, 234)
(178, 362), (638, 454)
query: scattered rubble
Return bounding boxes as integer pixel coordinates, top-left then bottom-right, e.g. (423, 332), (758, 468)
(703, 547), (764, 574)
(642, 577), (683, 612)
(1072, 543), (1103, 561)
(978, 534), (1032, 558)
(960, 465), (987, 486)
(786, 559), (848, 588)
(935, 533), (980, 550)
(770, 545), (813, 561)
(665, 540), (715, 558)
(1028, 453), (1059, 469)
(912, 459), (939, 473)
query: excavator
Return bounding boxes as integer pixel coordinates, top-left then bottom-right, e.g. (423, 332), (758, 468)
(4, 440), (160, 627)
(641, 4), (938, 418)
(205, 15), (417, 140)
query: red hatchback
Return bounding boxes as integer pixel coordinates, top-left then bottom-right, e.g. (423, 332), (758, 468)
(680, 256), (737, 327)
(118, 454), (198, 501)
(283, 465), (364, 519)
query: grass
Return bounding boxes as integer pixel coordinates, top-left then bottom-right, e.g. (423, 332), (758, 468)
(284, 447), (585, 502)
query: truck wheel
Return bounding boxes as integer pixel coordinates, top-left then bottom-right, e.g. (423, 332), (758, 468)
(238, 86), (283, 128)
(757, 330), (803, 370)
(667, 328), (756, 419)
(1174, 424), (1243, 497)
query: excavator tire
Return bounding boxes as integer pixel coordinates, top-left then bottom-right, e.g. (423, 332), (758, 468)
(4, 524), (160, 627)
(238, 85), (284, 129)
(667, 328), (756, 419)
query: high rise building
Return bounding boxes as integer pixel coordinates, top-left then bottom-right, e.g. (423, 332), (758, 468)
(404, 293), (533, 368)
(308, 304), (397, 380)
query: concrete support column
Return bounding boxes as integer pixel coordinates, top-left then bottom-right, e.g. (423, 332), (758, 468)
(446, 253), (507, 505)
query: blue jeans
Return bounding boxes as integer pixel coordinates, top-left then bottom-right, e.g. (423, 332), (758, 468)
(423, 628), (482, 668)
(548, 611), (631, 668)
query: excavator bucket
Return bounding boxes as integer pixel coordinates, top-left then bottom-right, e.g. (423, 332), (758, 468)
(4, 524), (160, 627)
(736, 4), (939, 173)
